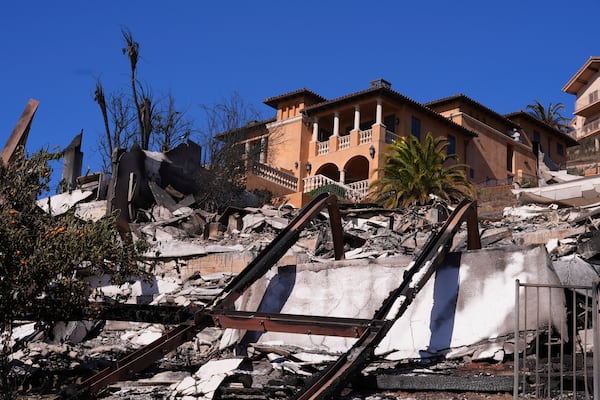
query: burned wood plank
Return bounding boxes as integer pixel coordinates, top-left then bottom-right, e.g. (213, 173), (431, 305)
(1, 98), (39, 164)
(15, 303), (195, 325)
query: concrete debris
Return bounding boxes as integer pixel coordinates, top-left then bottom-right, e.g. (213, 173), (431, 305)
(12, 138), (600, 398)
(170, 358), (245, 399)
(36, 189), (93, 216)
(10, 192), (600, 398)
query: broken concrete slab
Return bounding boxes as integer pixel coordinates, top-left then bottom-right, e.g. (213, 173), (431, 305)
(36, 189), (94, 216)
(221, 245), (565, 363)
(576, 230), (600, 259)
(171, 358), (245, 399)
(552, 254), (600, 289)
(513, 175), (600, 204)
(144, 240), (244, 258)
(380, 245), (565, 361)
(50, 321), (98, 345)
(74, 200), (107, 221)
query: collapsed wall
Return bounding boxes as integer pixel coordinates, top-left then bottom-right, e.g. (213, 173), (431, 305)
(222, 245), (565, 361)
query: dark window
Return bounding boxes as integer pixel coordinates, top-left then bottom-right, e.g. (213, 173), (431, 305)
(447, 134), (456, 155)
(318, 129), (330, 142)
(411, 116), (421, 140)
(506, 145), (514, 172)
(384, 114), (396, 133)
(360, 120), (375, 131)
(533, 130), (541, 147)
(249, 140), (262, 162)
(557, 142), (564, 156)
(469, 168), (474, 179)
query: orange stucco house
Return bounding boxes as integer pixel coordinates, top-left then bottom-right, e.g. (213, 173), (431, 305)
(225, 80), (577, 208)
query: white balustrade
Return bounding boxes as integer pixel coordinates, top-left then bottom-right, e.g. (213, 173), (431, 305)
(252, 162), (298, 191)
(303, 175), (368, 201)
(339, 135), (350, 150)
(359, 129), (372, 145)
(317, 141), (329, 155)
(347, 179), (369, 198)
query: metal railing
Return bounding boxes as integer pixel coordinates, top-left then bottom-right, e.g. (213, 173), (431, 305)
(514, 280), (599, 399)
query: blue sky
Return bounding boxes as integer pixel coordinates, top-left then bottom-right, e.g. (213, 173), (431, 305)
(1, 1), (598, 192)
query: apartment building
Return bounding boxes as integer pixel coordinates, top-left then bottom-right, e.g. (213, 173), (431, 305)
(563, 56), (600, 173)
(227, 80), (577, 207)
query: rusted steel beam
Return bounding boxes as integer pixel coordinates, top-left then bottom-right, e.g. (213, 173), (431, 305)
(75, 198), (481, 398)
(74, 194), (345, 396)
(16, 302), (195, 324)
(1, 98), (39, 164)
(210, 310), (372, 338)
(77, 314), (213, 396)
(213, 193), (344, 310)
(83, 303), (196, 324)
(293, 200), (481, 400)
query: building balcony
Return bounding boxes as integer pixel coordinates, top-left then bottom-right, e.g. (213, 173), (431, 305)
(314, 128), (396, 156)
(575, 96), (600, 118)
(578, 119), (600, 139)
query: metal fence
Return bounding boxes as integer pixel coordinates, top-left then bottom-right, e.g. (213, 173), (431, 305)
(514, 280), (599, 399)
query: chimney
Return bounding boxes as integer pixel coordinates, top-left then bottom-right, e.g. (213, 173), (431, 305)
(370, 78), (392, 89)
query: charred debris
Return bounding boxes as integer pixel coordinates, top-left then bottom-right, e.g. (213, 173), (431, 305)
(4, 103), (600, 399)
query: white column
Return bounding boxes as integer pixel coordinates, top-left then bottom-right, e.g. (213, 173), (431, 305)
(259, 136), (266, 163)
(312, 120), (319, 142)
(353, 105), (360, 131)
(245, 141), (250, 156)
(333, 112), (340, 137)
(376, 98), (383, 125)
(339, 169), (346, 184)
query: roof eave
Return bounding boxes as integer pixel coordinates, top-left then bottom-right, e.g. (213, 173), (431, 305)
(562, 56), (600, 94)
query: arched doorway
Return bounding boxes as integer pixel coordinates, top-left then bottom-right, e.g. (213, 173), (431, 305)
(343, 156), (370, 184)
(314, 162), (340, 181)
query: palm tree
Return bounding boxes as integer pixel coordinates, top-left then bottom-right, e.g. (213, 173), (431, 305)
(369, 132), (474, 208)
(526, 100), (571, 133)
(121, 28), (152, 149)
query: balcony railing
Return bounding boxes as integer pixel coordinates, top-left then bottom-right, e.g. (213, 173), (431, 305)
(359, 129), (372, 145)
(339, 135), (350, 150)
(580, 119), (600, 138)
(347, 179), (369, 198)
(315, 129), (373, 156)
(315, 129), (401, 156)
(317, 141), (329, 155)
(303, 174), (367, 201)
(385, 130), (400, 144)
(251, 162), (298, 191)
(575, 91), (599, 111)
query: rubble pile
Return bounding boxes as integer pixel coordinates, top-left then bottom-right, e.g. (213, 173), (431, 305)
(6, 191), (600, 399)
(7, 133), (600, 398)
